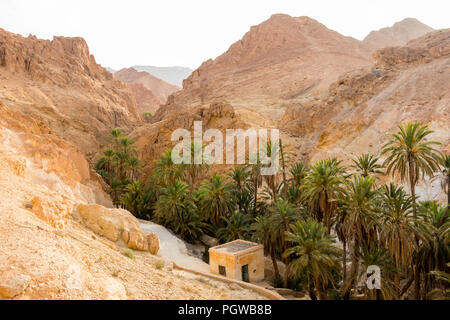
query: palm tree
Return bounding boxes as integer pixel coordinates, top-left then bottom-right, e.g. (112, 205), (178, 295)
(302, 158), (346, 234)
(173, 210), (208, 242)
(182, 142), (210, 190)
(357, 244), (396, 300)
(120, 181), (155, 219)
(382, 122), (442, 217)
(416, 201), (450, 297)
(113, 150), (131, 180)
(153, 149), (184, 186)
(284, 218), (342, 300)
(154, 180), (196, 228)
(197, 174), (236, 225)
(378, 183), (417, 298)
(269, 199), (299, 285)
(108, 177), (127, 206)
(120, 137), (137, 156)
(263, 139), (281, 203)
(228, 166), (250, 213)
(247, 154), (264, 216)
(427, 263), (450, 299)
(351, 153), (384, 178)
(252, 215), (281, 280)
(340, 176), (378, 298)
(285, 184), (303, 206)
(110, 128), (123, 148)
(382, 122), (442, 298)
(127, 157), (141, 181)
(289, 162), (308, 188)
(228, 167), (250, 192)
(95, 149), (116, 183)
(217, 211), (252, 243)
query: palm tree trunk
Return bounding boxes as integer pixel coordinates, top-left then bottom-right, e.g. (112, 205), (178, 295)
(253, 178), (258, 216)
(447, 176), (449, 207)
(308, 275), (317, 300)
(343, 238), (347, 283)
(409, 167), (422, 300)
(414, 265), (421, 300)
(270, 251), (281, 280)
(314, 277), (327, 300)
(343, 243), (359, 299)
(395, 272), (400, 300)
(280, 140), (287, 199)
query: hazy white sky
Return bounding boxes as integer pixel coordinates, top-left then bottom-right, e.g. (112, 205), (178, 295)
(0, 0), (448, 70)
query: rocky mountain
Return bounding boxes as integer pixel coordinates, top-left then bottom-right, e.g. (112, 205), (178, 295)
(114, 68), (180, 114)
(153, 14), (373, 122)
(0, 29), (142, 157)
(282, 29), (450, 180)
(133, 65), (193, 87)
(0, 28), (267, 300)
(363, 18), (434, 51)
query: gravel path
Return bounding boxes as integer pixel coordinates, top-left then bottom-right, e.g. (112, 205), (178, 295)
(139, 220), (210, 273)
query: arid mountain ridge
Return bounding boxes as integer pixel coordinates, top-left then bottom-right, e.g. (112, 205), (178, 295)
(153, 14), (435, 123)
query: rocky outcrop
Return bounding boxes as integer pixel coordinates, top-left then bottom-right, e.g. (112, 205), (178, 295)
(363, 18), (434, 52)
(0, 29), (142, 157)
(132, 101), (246, 180)
(73, 204), (159, 254)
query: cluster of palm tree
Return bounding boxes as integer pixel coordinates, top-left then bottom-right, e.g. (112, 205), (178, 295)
(95, 129), (144, 207)
(96, 123), (449, 300)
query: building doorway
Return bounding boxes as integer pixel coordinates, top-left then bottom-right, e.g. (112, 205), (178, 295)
(241, 265), (249, 282)
(219, 265), (226, 276)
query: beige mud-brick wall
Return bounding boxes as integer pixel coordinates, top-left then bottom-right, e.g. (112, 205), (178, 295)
(209, 240), (264, 283)
(209, 249), (237, 279)
(235, 248), (264, 282)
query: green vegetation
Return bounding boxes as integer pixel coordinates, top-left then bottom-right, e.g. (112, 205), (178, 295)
(96, 123), (449, 300)
(121, 248), (135, 259)
(154, 260), (165, 270)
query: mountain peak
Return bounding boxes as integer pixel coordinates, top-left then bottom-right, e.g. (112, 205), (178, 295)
(363, 18), (434, 50)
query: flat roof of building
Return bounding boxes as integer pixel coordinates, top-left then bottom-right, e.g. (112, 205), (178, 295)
(210, 240), (262, 255)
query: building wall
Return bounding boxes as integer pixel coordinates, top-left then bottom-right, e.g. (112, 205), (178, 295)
(209, 247), (264, 283)
(209, 249), (237, 280)
(236, 248), (264, 282)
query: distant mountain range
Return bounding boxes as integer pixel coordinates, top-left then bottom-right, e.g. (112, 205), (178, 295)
(132, 65), (193, 87)
(114, 68), (180, 114)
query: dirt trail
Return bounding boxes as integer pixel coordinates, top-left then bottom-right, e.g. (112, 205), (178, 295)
(139, 220), (210, 273)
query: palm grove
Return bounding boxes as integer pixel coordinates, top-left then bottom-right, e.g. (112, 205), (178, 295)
(95, 123), (449, 300)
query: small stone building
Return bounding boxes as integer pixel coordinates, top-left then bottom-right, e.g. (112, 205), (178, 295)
(209, 240), (264, 283)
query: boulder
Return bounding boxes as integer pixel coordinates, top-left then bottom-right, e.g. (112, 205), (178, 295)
(200, 234), (219, 248)
(73, 204), (159, 254)
(147, 232), (160, 255)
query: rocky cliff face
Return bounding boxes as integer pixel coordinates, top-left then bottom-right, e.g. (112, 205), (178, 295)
(132, 100), (247, 181)
(281, 29), (450, 168)
(0, 29), (142, 157)
(363, 18), (434, 51)
(127, 82), (164, 115)
(153, 14), (372, 122)
(0, 30), (262, 300)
